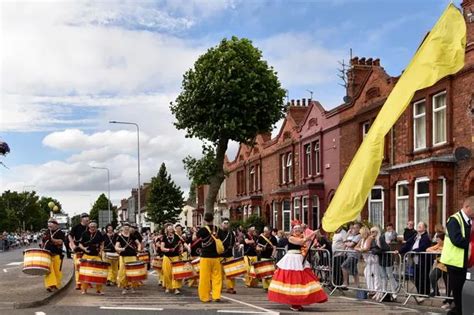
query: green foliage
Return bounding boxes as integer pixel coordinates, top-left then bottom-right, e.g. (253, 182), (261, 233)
(89, 193), (117, 227)
(186, 181), (197, 206)
(71, 214), (81, 227)
(146, 163), (185, 226)
(171, 36), (286, 144)
(0, 190), (43, 231)
(229, 215), (266, 233)
(183, 144), (216, 186)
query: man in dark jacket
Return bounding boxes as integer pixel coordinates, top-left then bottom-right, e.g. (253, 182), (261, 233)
(403, 221), (416, 242)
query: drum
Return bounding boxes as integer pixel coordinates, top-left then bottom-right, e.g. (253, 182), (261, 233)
(137, 252), (150, 264)
(152, 257), (163, 271)
(78, 259), (110, 284)
(23, 248), (52, 276)
(105, 252), (119, 261)
(191, 257), (200, 277)
(74, 252), (84, 272)
(222, 257), (247, 278)
(251, 259), (275, 279)
(125, 261), (147, 282)
(171, 260), (195, 280)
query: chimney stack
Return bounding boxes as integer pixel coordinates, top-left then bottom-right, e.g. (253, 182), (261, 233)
(291, 99), (295, 106)
(296, 99), (301, 106)
(302, 98), (306, 106)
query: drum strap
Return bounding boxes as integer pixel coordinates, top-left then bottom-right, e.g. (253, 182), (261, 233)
(260, 235), (272, 246)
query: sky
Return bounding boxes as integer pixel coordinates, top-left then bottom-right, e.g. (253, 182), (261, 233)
(0, 0), (460, 217)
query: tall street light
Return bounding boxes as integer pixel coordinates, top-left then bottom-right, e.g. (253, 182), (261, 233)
(92, 166), (111, 224)
(109, 120), (141, 229)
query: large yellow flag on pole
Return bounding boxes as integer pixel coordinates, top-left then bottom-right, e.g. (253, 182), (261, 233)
(322, 4), (466, 232)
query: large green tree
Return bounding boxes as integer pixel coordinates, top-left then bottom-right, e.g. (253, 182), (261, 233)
(89, 193), (117, 227)
(146, 163), (184, 226)
(171, 36), (286, 214)
(0, 190), (42, 231)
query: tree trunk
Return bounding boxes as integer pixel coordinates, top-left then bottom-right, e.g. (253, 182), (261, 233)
(205, 137), (228, 214)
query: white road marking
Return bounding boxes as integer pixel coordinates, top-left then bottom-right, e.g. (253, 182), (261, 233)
(6, 261), (23, 266)
(35, 312), (46, 315)
(395, 306), (420, 313)
(218, 311), (271, 314)
(100, 306), (163, 311)
(221, 295), (279, 315)
(2, 269), (6, 273)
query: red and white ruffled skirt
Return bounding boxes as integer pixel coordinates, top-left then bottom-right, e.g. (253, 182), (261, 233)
(268, 250), (328, 305)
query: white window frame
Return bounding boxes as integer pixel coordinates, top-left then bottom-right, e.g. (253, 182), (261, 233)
(362, 121), (371, 139)
(314, 140), (321, 175)
(256, 164), (260, 190)
(368, 186), (384, 228)
(432, 91), (447, 146)
(302, 196), (308, 224)
(293, 197), (300, 222)
(312, 195), (320, 230)
(413, 99), (427, 151)
(286, 153), (293, 182)
(305, 144), (312, 177)
(396, 181), (409, 234)
(437, 177), (447, 227)
(272, 201), (279, 230)
(282, 200), (291, 232)
(281, 154), (286, 184)
(249, 166), (255, 192)
(414, 177), (430, 227)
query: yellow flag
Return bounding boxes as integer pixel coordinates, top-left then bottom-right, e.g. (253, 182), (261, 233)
(322, 4), (466, 232)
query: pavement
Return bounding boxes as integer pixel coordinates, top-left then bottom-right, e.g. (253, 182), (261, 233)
(0, 246), (74, 310)
(0, 267), (450, 315)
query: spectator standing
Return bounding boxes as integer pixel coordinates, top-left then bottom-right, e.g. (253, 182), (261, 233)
(403, 221), (417, 242)
(341, 222), (361, 288)
(332, 226), (347, 286)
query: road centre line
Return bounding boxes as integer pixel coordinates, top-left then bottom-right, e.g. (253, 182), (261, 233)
(6, 261), (23, 266)
(220, 294), (279, 315)
(100, 306), (164, 311)
(217, 311), (271, 314)
(35, 312), (46, 315)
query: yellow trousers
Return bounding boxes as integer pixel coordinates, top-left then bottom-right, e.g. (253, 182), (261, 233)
(221, 257), (235, 289)
(118, 256), (139, 288)
(244, 256), (258, 287)
(44, 255), (62, 289)
(104, 255), (119, 283)
(198, 257), (222, 302)
(162, 256), (182, 290)
(81, 254), (103, 292)
(262, 277), (271, 289)
(73, 253), (82, 286)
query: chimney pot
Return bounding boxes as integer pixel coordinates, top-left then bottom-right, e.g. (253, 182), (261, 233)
(359, 57), (366, 65)
(366, 58), (373, 65)
(351, 57), (359, 65)
(302, 98), (306, 106)
(374, 58), (380, 66)
(297, 99), (301, 106)
(291, 99), (295, 106)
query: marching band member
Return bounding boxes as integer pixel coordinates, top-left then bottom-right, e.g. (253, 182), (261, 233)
(42, 218), (65, 292)
(243, 225), (258, 288)
(175, 223), (191, 260)
(268, 222), (327, 311)
(197, 212), (222, 303)
(68, 213), (89, 290)
(218, 218), (236, 294)
(257, 226), (278, 291)
(103, 224), (118, 286)
(115, 222), (142, 295)
(153, 230), (164, 286)
(188, 227), (202, 288)
(78, 221), (105, 295)
(161, 224), (183, 294)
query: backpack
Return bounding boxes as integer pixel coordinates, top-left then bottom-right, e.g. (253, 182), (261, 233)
(205, 226), (224, 255)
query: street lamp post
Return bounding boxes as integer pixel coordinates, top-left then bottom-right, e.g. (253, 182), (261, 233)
(109, 120), (141, 229)
(92, 166), (111, 224)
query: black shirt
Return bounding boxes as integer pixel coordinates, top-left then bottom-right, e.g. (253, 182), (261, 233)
(162, 234), (181, 257)
(243, 233), (257, 257)
(116, 233), (139, 257)
(189, 236), (202, 257)
(218, 229), (235, 258)
(257, 234), (278, 259)
(197, 225), (219, 258)
(103, 233), (117, 252)
(42, 229), (65, 256)
(80, 230), (104, 256)
(288, 241), (302, 251)
(70, 224), (88, 250)
(133, 230), (143, 242)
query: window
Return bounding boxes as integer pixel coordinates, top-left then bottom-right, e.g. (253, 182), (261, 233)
(302, 196), (308, 224)
(254, 206), (260, 217)
(305, 144), (312, 177)
(415, 178), (430, 228)
(282, 200), (291, 232)
(272, 201), (279, 229)
(413, 100), (426, 150)
(437, 177), (446, 227)
(293, 197), (300, 222)
(362, 121), (371, 139)
(433, 92), (447, 145)
(314, 140), (321, 175)
(396, 182), (409, 234)
(249, 166), (255, 192)
(281, 154), (286, 184)
(286, 153), (293, 182)
(369, 186), (384, 228)
(256, 164), (260, 190)
(312, 196), (320, 230)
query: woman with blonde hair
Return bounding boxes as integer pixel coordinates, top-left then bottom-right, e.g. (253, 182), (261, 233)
(356, 226), (382, 300)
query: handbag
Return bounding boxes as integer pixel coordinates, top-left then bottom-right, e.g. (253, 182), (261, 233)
(205, 226), (224, 255)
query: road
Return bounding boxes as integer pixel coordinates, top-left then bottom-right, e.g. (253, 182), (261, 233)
(0, 263), (447, 315)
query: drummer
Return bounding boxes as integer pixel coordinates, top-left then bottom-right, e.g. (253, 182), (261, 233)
(152, 230), (164, 286)
(218, 218), (236, 294)
(78, 221), (105, 295)
(42, 218), (65, 292)
(175, 223), (191, 260)
(103, 224), (118, 286)
(161, 224), (183, 294)
(68, 213), (89, 290)
(115, 222), (142, 295)
(243, 225), (258, 288)
(188, 226), (202, 288)
(257, 226), (278, 291)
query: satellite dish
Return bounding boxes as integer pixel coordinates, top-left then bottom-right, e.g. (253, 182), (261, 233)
(454, 147), (472, 162)
(343, 95), (352, 104)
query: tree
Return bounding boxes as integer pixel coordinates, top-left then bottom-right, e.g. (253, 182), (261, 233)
(89, 193), (117, 227)
(71, 214), (81, 227)
(146, 163), (184, 226)
(0, 190), (42, 231)
(171, 36), (286, 214)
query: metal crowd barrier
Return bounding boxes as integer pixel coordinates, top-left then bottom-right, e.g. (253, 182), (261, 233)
(233, 245), (244, 258)
(275, 247), (286, 263)
(309, 248), (332, 287)
(401, 251), (452, 305)
(330, 249), (402, 300)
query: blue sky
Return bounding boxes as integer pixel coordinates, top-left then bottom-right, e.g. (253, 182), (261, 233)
(0, 0), (460, 215)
